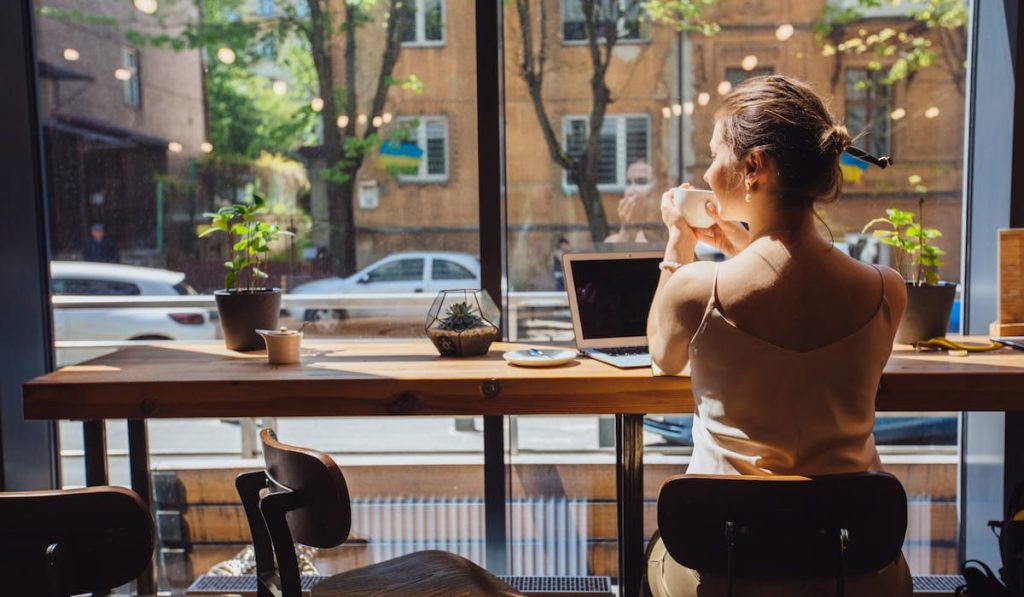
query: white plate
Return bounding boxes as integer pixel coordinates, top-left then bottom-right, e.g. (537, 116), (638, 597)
(503, 348), (577, 367)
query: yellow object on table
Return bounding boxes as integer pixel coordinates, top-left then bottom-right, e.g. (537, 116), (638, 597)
(913, 337), (1005, 353)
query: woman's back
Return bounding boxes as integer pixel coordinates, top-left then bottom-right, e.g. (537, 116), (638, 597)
(685, 238), (904, 476)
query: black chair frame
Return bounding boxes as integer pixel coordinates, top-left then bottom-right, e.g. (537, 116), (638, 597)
(237, 470), (308, 597)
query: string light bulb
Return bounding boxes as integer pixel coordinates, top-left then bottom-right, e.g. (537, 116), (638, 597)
(741, 55), (759, 71)
(133, 0), (159, 14)
(310, 97), (324, 112)
(200, 142), (213, 153)
(775, 24), (795, 41)
(168, 142), (183, 153)
(216, 48), (236, 65)
(63, 48), (80, 62)
(924, 106), (940, 119)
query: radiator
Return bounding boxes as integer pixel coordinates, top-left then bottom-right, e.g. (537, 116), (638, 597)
(352, 496), (591, 576)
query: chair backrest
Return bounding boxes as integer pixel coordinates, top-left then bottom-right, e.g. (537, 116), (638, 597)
(260, 428), (352, 549)
(657, 472), (907, 581)
(0, 486), (153, 596)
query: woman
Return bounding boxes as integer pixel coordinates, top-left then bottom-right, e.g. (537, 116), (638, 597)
(645, 75), (911, 595)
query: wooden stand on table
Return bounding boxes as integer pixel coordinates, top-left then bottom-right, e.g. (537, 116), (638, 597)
(991, 229), (1024, 337)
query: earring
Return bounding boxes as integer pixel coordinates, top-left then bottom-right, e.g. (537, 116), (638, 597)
(744, 180), (753, 203)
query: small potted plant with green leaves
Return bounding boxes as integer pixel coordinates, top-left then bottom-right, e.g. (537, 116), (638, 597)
(862, 197), (956, 344)
(200, 193), (293, 351)
(425, 290), (500, 357)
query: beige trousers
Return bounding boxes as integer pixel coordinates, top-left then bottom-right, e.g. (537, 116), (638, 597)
(646, 535), (913, 597)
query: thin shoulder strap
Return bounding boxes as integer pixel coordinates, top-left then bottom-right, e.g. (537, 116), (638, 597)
(871, 264), (886, 312)
(707, 262), (722, 314)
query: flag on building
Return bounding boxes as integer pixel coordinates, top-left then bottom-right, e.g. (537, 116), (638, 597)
(379, 140), (422, 175)
(840, 152), (870, 184)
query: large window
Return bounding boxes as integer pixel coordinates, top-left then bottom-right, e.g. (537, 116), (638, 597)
(25, 0), (974, 589)
(120, 46), (140, 108)
(400, 0), (445, 47)
(846, 67), (893, 158)
(563, 115), (649, 191)
(562, 0), (648, 43)
(394, 116), (449, 183)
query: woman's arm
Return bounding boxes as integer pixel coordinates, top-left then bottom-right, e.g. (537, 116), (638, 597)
(646, 188), (713, 375)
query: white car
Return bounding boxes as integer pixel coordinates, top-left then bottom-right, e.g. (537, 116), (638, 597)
(289, 251), (481, 322)
(51, 261), (218, 342)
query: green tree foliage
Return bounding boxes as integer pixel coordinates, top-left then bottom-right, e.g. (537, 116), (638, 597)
(814, 0), (967, 95)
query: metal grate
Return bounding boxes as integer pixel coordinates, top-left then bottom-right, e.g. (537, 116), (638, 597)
(187, 574), (325, 594)
(502, 575), (614, 595)
(188, 573), (614, 596)
(912, 574), (965, 595)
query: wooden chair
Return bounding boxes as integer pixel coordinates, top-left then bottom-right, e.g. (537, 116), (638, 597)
(236, 428), (523, 596)
(654, 472), (907, 597)
(0, 486), (154, 597)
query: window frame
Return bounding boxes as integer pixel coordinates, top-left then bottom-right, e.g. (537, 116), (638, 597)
(121, 46), (141, 109)
(400, 0), (446, 48)
(394, 115), (450, 184)
(844, 67), (894, 158)
(560, 0), (650, 46)
(561, 113), (651, 194)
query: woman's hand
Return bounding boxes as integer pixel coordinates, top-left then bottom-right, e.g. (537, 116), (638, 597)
(660, 185), (699, 264)
(694, 202), (750, 258)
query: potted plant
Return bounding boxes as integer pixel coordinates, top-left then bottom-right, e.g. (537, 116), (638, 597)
(200, 193), (293, 351)
(425, 290), (500, 357)
(863, 197), (956, 344)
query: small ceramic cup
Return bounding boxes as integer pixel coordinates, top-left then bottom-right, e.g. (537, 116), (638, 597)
(256, 326), (303, 365)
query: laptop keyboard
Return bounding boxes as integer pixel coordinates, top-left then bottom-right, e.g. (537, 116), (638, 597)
(597, 346), (649, 356)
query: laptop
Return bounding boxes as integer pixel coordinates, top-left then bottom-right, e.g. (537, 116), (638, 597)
(562, 251), (663, 368)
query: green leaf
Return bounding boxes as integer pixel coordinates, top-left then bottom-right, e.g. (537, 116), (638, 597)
(224, 269), (238, 291)
(233, 238), (250, 251)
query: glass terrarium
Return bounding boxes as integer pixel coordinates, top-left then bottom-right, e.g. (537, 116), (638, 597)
(425, 289), (501, 357)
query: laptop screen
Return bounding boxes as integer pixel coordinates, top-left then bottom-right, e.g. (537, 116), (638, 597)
(569, 255), (663, 340)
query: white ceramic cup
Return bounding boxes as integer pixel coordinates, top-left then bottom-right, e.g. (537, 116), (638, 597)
(673, 188), (718, 228)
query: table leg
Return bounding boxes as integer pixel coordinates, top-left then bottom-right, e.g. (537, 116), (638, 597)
(82, 420), (108, 486)
(128, 419), (156, 596)
(616, 414), (645, 597)
(483, 415), (508, 574)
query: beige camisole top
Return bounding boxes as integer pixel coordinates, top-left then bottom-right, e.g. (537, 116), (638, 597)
(686, 264), (891, 476)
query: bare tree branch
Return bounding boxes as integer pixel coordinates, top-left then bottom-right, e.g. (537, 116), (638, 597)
(516, 0), (574, 171)
(365, 0), (407, 140)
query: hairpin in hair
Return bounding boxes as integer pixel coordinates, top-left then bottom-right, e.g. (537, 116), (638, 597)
(845, 146), (892, 169)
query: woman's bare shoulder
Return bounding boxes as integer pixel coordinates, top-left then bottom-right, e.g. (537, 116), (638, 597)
(663, 261), (718, 313)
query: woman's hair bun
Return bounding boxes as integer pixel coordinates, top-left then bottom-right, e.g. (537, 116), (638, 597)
(821, 124), (853, 156)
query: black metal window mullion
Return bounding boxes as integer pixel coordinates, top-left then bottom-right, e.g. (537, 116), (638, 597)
(475, 0), (509, 576)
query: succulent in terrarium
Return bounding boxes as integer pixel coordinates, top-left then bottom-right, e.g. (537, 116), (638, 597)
(438, 302), (485, 332)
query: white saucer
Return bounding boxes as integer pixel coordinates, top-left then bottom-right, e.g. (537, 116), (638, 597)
(503, 348), (577, 367)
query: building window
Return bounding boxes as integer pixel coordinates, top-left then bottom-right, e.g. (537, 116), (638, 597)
(845, 68), (892, 158)
(121, 47), (140, 108)
(563, 114), (649, 191)
(562, 0), (648, 43)
(725, 66), (774, 88)
(399, 0), (445, 47)
(391, 116), (449, 183)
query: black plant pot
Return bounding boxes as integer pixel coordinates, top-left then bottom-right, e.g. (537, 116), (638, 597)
(215, 288), (281, 351)
(896, 282), (957, 345)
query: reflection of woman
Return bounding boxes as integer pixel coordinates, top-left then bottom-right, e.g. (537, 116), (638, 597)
(605, 160), (665, 244)
(645, 75), (910, 596)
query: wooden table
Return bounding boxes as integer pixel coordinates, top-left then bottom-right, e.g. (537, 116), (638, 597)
(23, 338), (1024, 596)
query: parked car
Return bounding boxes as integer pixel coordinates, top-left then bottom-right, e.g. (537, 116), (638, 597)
(51, 261), (218, 341)
(288, 251), (481, 323)
(644, 414), (957, 447)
